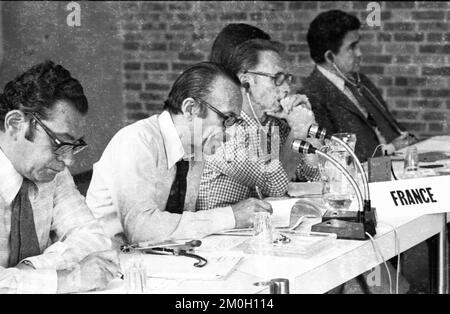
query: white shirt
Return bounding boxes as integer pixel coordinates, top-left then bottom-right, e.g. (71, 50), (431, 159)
(86, 111), (236, 246)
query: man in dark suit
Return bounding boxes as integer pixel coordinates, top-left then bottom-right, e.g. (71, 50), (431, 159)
(300, 10), (417, 162)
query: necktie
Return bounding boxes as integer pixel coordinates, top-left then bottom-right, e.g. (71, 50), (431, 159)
(345, 81), (401, 142)
(165, 160), (189, 214)
(8, 179), (41, 267)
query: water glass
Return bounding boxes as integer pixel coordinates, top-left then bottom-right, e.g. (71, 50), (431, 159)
(125, 260), (147, 294)
(404, 146), (419, 176)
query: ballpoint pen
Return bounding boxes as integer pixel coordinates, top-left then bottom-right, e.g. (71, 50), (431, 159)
(255, 185), (263, 200)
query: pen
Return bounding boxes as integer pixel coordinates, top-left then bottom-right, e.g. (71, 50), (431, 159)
(255, 185), (263, 200)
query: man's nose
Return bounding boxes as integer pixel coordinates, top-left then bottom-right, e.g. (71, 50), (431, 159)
(355, 46), (363, 58)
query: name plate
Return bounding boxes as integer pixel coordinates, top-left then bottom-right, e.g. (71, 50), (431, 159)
(369, 175), (450, 221)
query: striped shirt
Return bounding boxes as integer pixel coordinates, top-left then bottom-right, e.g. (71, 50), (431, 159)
(0, 149), (111, 294)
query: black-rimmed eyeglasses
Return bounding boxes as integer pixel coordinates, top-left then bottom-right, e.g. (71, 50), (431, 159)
(30, 112), (87, 156)
(196, 99), (243, 128)
(244, 70), (296, 86)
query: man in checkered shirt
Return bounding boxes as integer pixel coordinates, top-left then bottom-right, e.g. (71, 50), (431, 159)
(197, 38), (319, 211)
(0, 61), (118, 293)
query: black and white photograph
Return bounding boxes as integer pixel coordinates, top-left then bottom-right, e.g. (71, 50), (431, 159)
(0, 0), (449, 300)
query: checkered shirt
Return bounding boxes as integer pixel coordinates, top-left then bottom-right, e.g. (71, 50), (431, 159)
(196, 112), (291, 210)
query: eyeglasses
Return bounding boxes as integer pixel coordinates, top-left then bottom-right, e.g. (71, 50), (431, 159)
(30, 112), (87, 156)
(244, 70), (296, 86)
(196, 99), (243, 128)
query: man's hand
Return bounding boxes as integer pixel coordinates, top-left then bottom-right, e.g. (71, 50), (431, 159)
(57, 250), (120, 294)
(266, 94), (316, 140)
(231, 198), (273, 229)
(391, 132), (418, 150)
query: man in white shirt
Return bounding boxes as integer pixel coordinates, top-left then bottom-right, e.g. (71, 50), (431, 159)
(0, 60), (118, 293)
(86, 62), (272, 247)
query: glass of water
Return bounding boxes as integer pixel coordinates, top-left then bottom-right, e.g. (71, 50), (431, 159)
(125, 260), (147, 294)
(403, 146), (419, 178)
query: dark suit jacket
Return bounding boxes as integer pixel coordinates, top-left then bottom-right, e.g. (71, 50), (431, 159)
(299, 67), (402, 162)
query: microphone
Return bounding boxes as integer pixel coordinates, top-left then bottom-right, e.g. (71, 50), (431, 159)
(308, 124), (370, 202)
(292, 140), (363, 213)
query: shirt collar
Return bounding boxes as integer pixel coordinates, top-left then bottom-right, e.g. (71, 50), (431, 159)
(0, 147), (23, 205)
(317, 65), (346, 92)
(158, 111), (185, 170)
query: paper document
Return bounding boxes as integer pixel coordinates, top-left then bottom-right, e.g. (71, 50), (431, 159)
(267, 198), (300, 227)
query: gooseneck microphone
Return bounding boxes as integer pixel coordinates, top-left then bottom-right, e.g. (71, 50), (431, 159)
(307, 124), (370, 201)
(292, 140), (363, 213)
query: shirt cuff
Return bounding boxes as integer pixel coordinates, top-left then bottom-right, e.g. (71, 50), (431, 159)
(17, 269), (58, 294)
(212, 206), (236, 230)
(384, 143), (396, 155)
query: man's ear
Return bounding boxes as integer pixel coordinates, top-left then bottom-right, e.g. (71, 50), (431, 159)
(180, 97), (197, 121)
(239, 72), (251, 93)
(324, 50), (335, 65)
(4, 110), (27, 136)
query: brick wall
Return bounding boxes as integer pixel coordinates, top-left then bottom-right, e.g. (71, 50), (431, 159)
(120, 1), (450, 138)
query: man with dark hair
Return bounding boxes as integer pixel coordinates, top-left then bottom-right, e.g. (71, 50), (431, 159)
(87, 62), (272, 246)
(210, 23), (271, 69)
(301, 10), (417, 162)
(197, 38), (317, 210)
(0, 60), (118, 294)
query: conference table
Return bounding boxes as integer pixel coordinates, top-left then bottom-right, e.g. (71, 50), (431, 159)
(95, 136), (450, 294)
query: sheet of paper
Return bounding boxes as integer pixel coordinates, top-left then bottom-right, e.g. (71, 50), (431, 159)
(267, 198), (300, 227)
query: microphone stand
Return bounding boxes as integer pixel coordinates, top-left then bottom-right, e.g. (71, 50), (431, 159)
(293, 139), (376, 240)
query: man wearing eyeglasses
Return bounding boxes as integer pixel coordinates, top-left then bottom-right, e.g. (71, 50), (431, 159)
(0, 60), (119, 293)
(197, 38), (317, 211)
(86, 62), (272, 246)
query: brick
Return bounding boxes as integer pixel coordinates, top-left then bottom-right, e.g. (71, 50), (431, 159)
(298, 54), (312, 63)
(412, 55), (447, 64)
(124, 83), (141, 91)
(176, 13), (192, 21)
(220, 12), (247, 21)
(127, 112), (149, 121)
(286, 23), (307, 31)
(144, 62), (169, 71)
(395, 100), (410, 109)
(123, 42), (139, 50)
(417, 2), (449, 9)
(386, 2), (415, 9)
(447, 100), (450, 109)
(377, 32), (392, 42)
(387, 88), (419, 97)
(145, 103), (164, 111)
(359, 65), (384, 75)
(204, 13), (217, 21)
(268, 23), (285, 32)
(140, 93), (165, 101)
(428, 123), (444, 132)
(394, 32), (424, 42)
(124, 62), (141, 71)
(124, 33), (143, 42)
(289, 1), (318, 10)
(386, 66), (419, 76)
(142, 42), (167, 51)
(412, 11), (445, 20)
(391, 110), (418, 120)
(423, 67), (450, 76)
(297, 32), (307, 42)
(383, 22), (415, 31)
(166, 73), (180, 81)
(145, 83), (170, 91)
(362, 55), (392, 64)
(169, 2), (192, 10)
(419, 45), (450, 54)
(421, 89), (450, 97)
(394, 56), (411, 63)
(423, 112), (446, 120)
(418, 22), (449, 32)
(352, 1), (372, 10)
(141, 3), (166, 11)
(170, 23), (194, 31)
(178, 52), (204, 61)
(385, 44), (417, 54)
(142, 22), (167, 31)
(126, 102), (142, 110)
(394, 77), (408, 86)
(377, 77), (393, 86)
(427, 33), (444, 42)
(400, 122), (426, 132)
(412, 100), (442, 109)
(121, 22), (139, 32)
(320, 1), (352, 10)
(172, 62), (194, 71)
(360, 44), (383, 54)
(288, 44), (309, 53)
(281, 32), (295, 42)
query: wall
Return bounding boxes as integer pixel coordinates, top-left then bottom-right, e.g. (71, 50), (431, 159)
(0, 1), (124, 174)
(120, 1), (450, 138)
